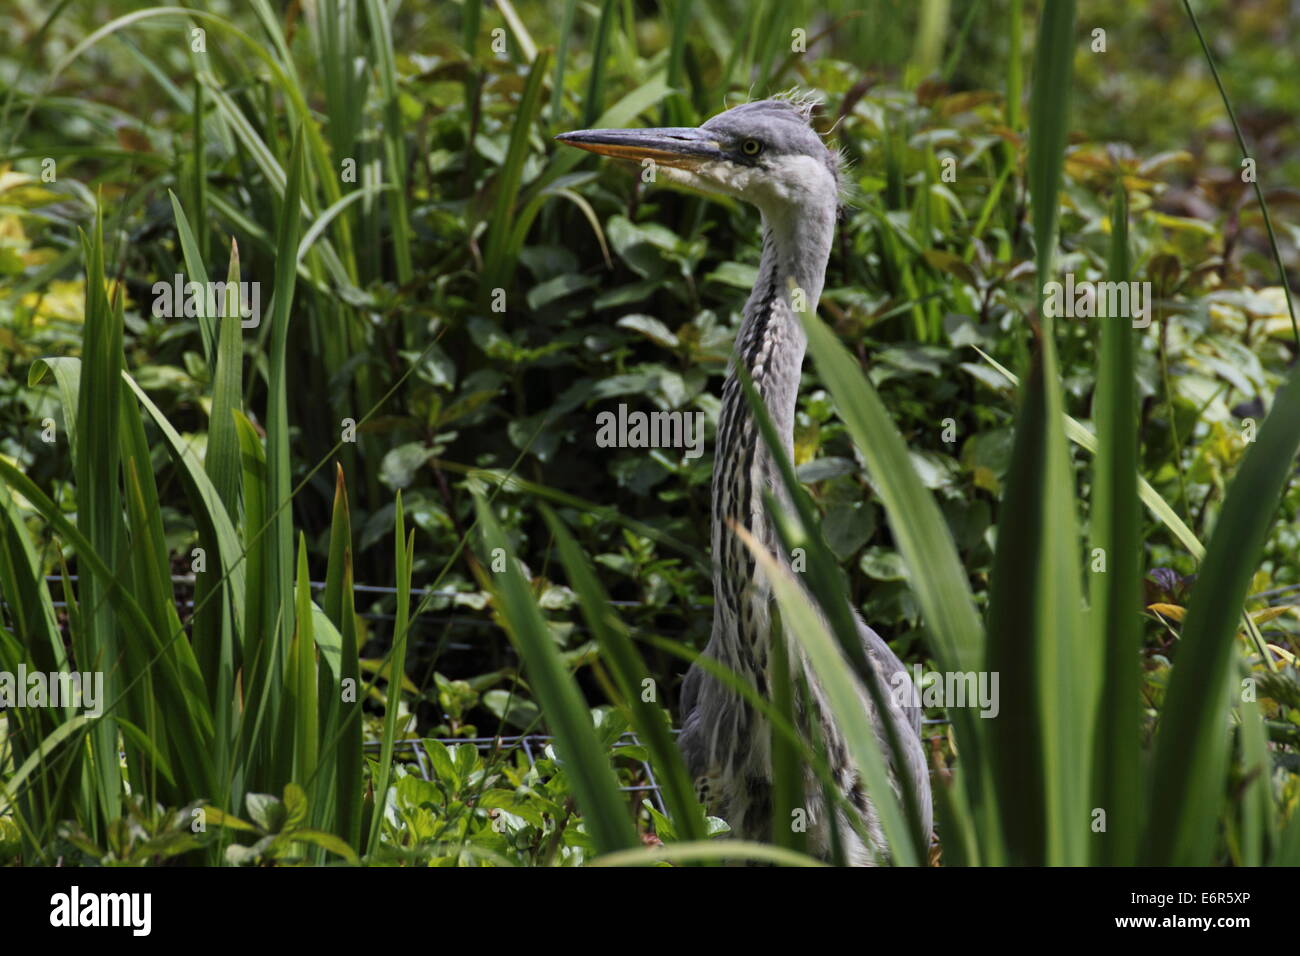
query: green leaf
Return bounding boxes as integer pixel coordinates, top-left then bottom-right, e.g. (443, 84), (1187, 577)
(168, 189), (216, 363)
(286, 828), (360, 864)
(283, 782), (309, 831)
(206, 236), (244, 515)
(985, 0), (1087, 866)
(481, 51), (551, 294)
(75, 205), (124, 823)
(367, 492), (416, 853)
(1089, 187), (1142, 865)
(246, 792), (286, 834)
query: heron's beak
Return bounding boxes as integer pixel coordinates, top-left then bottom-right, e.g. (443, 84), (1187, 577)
(555, 126), (724, 169)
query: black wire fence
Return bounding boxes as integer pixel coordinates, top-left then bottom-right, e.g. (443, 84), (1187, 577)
(15, 572), (964, 809)
(365, 732), (670, 815)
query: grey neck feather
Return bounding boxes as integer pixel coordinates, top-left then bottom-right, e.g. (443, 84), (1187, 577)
(710, 199), (837, 666)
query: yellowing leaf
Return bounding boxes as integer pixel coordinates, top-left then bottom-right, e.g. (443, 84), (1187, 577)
(1250, 606), (1296, 626)
(1266, 644), (1296, 665)
(1147, 603), (1185, 621)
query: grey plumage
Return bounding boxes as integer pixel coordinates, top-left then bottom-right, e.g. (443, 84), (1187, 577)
(559, 96), (932, 865)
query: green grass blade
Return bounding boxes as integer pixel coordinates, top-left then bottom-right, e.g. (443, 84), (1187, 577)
(122, 451), (195, 806)
(662, 0), (694, 125)
(206, 237), (243, 515)
(1005, 0), (1023, 131)
(800, 312), (993, 855)
(550, 0), (579, 126)
(539, 505), (708, 844)
(122, 373), (247, 639)
(291, 533), (320, 792)
(167, 189), (215, 364)
(1089, 187), (1142, 865)
(1235, 694), (1274, 866)
(801, 318), (984, 675)
(0, 471), (74, 838)
(768, 605), (806, 859)
(262, 125), (308, 707)
(191, 76), (208, 264)
(736, 525), (918, 866)
(582, 0), (618, 128)
(471, 490), (639, 855)
(361, 0), (412, 286)
(232, 410), (272, 795)
(74, 205), (124, 827)
(734, 365), (929, 859)
(0, 460), (215, 799)
(0, 717), (96, 820)
(366, 493), (415, 853)
(320, 465), (362, 848)
(481, 51), (550, 296)
(985, 0), (1086, 866)
(495, 0), (538, 62)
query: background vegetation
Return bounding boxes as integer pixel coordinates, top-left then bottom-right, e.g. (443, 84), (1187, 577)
(1, 0), (1298, 865)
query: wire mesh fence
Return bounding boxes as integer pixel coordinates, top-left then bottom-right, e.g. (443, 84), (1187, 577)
(368, 722), (957, 819)
(19, 573), (958, 809)
(365, 731), (670, 814)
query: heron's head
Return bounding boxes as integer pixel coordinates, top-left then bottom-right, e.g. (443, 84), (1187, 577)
(556, 96), (843, 216)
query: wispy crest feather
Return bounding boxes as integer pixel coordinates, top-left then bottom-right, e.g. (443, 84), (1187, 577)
(770, 89), (854, 210)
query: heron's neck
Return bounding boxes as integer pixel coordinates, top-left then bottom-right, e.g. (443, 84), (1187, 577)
(755, 202), (837, 321)
(739, 202), (836, 387)
(710, 201), (836, 664)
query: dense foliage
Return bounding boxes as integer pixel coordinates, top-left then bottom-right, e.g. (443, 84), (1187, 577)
(1, 0), (1298, 866)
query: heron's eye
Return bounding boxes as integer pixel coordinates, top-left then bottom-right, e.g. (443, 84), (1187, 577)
(740, 138), (763, 156)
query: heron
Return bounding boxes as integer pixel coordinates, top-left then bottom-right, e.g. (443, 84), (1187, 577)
(557, 96), (932, 865)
